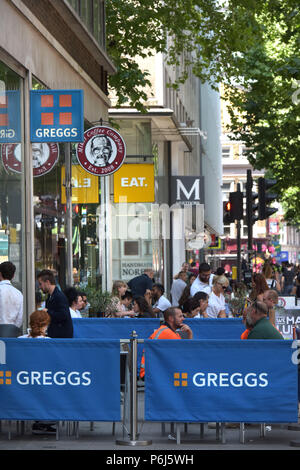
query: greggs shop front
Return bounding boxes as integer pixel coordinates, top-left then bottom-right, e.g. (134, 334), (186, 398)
(0, 66), (168, 329)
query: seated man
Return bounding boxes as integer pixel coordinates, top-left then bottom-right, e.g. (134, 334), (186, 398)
(262, 289), (278, 327)
(246, 301), (283, 339)
(151, 283), (171, 318)
(140, 307), (193, 378)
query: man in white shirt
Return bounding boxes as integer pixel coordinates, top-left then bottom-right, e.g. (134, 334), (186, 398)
(170, 271), (187, 306)
(151, 283), (171, 318)
(190, 262), (214, 297)
(0, 261), (23, 328)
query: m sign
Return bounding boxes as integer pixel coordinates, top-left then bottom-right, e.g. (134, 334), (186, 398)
(171, 176), (204, 205)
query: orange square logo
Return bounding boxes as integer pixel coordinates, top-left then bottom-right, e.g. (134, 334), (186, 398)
(59, 112), (72, 125)
(59, 95), (72, 107)
(0, 114), (8, 126)
(41, 112), (54, 125)
(41, 94), (54, 107)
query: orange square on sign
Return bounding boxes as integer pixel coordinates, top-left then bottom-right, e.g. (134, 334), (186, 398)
(41, 94), (53, 107)
(59, 112), (72, 125)
(0, 114), (8, 126)
(59, 95), (72, 107)
(41, 112), (54, 125)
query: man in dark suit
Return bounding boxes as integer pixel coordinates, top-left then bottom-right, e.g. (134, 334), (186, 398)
(37, 269), (73, 338)
(127, 268), (154, 299)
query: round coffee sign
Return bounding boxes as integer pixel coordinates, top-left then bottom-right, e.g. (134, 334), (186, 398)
(76, 126), (126, 176)
(1, 142), (59, 177)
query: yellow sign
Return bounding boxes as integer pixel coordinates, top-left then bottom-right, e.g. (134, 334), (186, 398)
(114, 164), (155, 203)
(61, 165), (99, 204)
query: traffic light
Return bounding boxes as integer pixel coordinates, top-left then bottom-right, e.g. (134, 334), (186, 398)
(223, 191), (243, 224)
(223, 200), (234, 224)
(258, 177), (278, 220)
(229, 191), (243, 220)
(246, 171), (258, 225)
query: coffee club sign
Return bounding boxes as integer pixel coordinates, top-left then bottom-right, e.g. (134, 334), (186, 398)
(1, 143), (59, 177)
(76, 126), (126, 177)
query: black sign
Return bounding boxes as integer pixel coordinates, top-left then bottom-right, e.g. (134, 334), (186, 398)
(170, 176), (204, 205)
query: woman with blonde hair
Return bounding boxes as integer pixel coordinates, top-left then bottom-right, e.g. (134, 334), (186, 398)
(206, 275), (229, 318)
(105, 280), (135, 318)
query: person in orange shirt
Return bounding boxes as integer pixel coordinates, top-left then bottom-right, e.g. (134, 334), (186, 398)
(140, 307), (193, 378)
(240, 305), (253, 339)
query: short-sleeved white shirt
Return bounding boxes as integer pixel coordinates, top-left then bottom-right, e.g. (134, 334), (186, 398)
(206, 291), (225, 318)
(153, 295), (171, 313)
(190, 274), (214, 297)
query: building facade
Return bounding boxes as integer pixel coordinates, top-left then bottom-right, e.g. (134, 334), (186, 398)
(0, 0), (115, 325)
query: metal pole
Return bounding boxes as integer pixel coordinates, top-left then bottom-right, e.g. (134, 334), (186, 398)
(246, 170), (253, 265)
(237, 183), (241, 282)
(64, 143), (73, 286)
(237, 219), (241, 283)
(116, 332), (152, 446)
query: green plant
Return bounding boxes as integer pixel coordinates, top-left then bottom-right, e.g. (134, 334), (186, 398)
(227, 283), (249, 317)
(81, 286), (113, 316)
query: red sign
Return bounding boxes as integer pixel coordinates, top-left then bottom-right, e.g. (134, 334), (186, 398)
(76, 126), (126, 176)
(1, 142), (59, 177)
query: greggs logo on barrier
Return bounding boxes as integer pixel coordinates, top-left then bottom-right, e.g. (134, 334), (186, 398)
(173, 371), (269, 388)
(0, 369), (92, 387)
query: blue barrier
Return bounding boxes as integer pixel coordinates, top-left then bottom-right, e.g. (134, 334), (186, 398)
(184, 318), (245, 339)
(72, 318), (160, 339)
(144, 339), (298, 423)
(0, 338), (121, 422)
(72, 317), (245, 340)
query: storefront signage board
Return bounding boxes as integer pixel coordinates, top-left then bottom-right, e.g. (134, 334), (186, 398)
(0, 91), (21, 143)
(114, 164), (155, 203)
(76, 126), (126, 176)
(30, 90), (84, 142)
(61, 165), (99, 204)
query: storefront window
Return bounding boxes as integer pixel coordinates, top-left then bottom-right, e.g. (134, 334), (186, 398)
(111, 119), (154, 282)
(0, 61), (23, 291)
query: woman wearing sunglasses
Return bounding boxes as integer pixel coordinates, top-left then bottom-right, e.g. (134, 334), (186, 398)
(206, 275), (229, 318)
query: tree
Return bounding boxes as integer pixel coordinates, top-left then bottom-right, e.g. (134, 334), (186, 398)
(106, 0), (264, 110)
(106, 1), (300, 225)
(223, 1), (300, 224)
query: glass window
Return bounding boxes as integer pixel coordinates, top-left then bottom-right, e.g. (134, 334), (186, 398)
(67, 0), (105, 48)
(222, 146), (231, 158)
(0, 61), (23, 292)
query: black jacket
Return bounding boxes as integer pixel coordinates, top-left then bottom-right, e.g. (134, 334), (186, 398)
(128, 274), (153, 298)
(46, 287), (73, 338)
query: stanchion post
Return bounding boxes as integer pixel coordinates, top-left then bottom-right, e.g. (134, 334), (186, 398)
(116, 332), (152, 446)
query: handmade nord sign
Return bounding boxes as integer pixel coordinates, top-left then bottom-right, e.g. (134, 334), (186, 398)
(0, 339), (121, 421)
(144, 340), (298, 423)
(76, 126), (126, 176)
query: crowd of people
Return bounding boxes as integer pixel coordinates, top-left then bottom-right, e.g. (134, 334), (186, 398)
(1, 258), (300, 434)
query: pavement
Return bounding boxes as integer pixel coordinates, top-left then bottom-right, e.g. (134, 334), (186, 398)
(1, 388), (300, 455)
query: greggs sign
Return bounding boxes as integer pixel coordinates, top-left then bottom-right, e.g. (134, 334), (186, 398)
(144, 339), (298, 423)
(30, 90), (84, 142)
(0, 339), (121, 422)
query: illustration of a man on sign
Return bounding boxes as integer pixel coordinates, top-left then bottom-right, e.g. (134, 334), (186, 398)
(88, 135), (113, 167)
